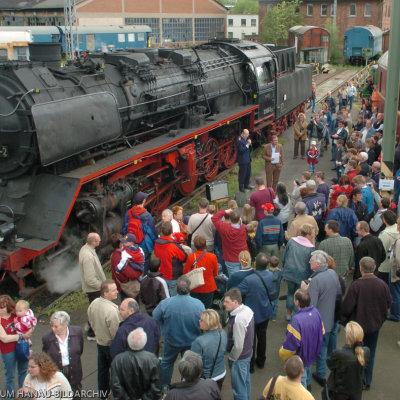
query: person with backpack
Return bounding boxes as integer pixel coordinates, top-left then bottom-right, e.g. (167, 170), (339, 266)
(123, 192), (157, 274)
(154, 221), (188, 296)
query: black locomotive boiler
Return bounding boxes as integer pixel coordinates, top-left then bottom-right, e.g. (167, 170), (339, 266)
(0, 39), (311, 293)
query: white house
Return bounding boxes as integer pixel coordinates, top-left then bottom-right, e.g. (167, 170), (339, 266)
(226, 14), (258, 39)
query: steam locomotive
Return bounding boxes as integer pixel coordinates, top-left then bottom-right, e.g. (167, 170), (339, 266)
(0, 39), (311, 293)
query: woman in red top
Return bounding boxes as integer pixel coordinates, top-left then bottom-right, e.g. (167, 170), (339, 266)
(183, 236), (218, 309)
(0, 295), (29, 398)
(329, 175), (353, 210)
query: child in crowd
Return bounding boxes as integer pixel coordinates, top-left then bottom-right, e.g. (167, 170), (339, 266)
(140, 257), (170, 316)
(242, 204), (254, 225)
(206, 204), (216, 215)
(14, 300), (37, 346)
(306, 140), (319, 174)
(246, 222), (258, 264)
(268, 256), (282, 322)
(116, 233), (145, 274)
(172, 232), (192, 256)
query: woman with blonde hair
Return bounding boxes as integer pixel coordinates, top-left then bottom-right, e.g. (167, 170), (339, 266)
(226, 250), (253, 290)
(327, 321), (370, 399)
(191, 309), (227, 389)
(326, 194), (358, 239)
(22, 352), (71, 400)
(241, 204), (253, 225)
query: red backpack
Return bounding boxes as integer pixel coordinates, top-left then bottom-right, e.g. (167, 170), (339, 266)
(127, 210), (146, 244)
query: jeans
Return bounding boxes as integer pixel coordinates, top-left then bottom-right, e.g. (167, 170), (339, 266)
(229, 355), (252, 400)
(301, 365), (312, 388)
(166, 279), (177, 296)
(143, 249), (150, 275)
(251, 320), (269, 370)
(1, 351), (28, 400)
(388, 274), (400, 321)
(307, 99), (316, 113)
(161, 342), (191, 387)
(363, 330), (380, 385)
(316, 330), (331, 379)
(225, 261), (241, 277)
(328, 321), (339, 357)
(97, 345), (112, 399)
(308, 163), (315, 174)
(271, 298), (278, 319)
(331, 143), (337, 162)
(336, 166), (344, 179)
(259, 244), (280, 260)
(191, 291), (215, 309)
(348, 95), (354, 110)
(286, 281), (300, 313)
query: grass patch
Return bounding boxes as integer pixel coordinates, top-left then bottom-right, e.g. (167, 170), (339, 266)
(43, 290), (89, 316)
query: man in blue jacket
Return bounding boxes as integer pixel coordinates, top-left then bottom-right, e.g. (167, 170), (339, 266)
(236, 129), (253, 192)
(238, 253), (278, 373)
(110, 298), (160, 359)
(153, 276), (204, 389)
(255, 203), (284, 259)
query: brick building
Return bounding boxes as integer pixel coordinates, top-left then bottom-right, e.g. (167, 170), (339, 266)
(259, 0), (392, 43)
(0, 0), (227, 45)
(75, 0), (226, 44)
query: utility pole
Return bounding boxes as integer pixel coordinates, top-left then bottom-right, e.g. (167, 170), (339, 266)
(381, 0), (400, 178)
(64, 0), (78, 63)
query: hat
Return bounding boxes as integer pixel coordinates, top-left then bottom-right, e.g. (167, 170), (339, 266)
(172, 232), (185, 243)
(261, 203), (275, 212)
(310, 140), (317, 146)
(330, 177), (338, 184)
(120, 233), (136, 243)
(306, 180), (316, 190)
(135, 191), (149, 203)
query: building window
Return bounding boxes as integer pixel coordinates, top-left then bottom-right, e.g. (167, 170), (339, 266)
(228, 31), (233, 38)
(349, 4), (356, 17)
(241, 19), (246, 27)
(195, 18), (224, 42)
(307, 4), (313, 17)
(364, 4), (371, 17)
(251, 19), (256, 27)
(228, 18), (233, 26)
(331, 3), (336, 16)
(162, 18), (192, 43)
(125, 17), (160, 43)
(321, 4), (327, 17)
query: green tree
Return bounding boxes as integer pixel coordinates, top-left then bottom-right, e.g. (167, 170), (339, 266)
(216, 0), (236, 7)
(324, 18), (343, 64)
(261, 0), (303, 46)
(231, 0), (258, 14)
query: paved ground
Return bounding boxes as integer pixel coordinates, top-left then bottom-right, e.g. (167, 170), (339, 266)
(2, 97), (399, 399)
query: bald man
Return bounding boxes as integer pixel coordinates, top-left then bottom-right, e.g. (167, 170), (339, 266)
(236, 128), (253, 192)
(79, 232), (106, 340)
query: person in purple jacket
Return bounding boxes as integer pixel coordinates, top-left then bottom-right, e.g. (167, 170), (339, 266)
(279, 289), (324, 391)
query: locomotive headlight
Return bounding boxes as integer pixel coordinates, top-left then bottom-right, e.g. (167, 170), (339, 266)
(0, 222), (15, 243)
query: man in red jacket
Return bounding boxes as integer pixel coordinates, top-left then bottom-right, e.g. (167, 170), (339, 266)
(212, 208), (248, 277)
(154, 221), (187, 296)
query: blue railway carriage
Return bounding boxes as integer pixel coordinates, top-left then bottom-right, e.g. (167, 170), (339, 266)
(0, 25), (151, 53)
(344, 25), (383, 64)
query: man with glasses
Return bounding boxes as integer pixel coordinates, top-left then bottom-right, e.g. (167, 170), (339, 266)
(79, 232), (106, 341)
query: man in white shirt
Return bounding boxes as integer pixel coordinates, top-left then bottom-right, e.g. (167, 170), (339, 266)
(161, 209), (180, 233)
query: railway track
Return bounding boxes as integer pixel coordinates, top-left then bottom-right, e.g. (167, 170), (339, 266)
(2, 67), (364, 309)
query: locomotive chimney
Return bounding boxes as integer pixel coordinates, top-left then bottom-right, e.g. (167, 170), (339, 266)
(29, 43), (62, 68)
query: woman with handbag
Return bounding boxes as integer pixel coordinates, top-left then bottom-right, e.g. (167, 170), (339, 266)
(191, 309), (227, 389)
(326, 321), (370, 400)
(0, 295), (30, 399)
(183, 236), (218, 308)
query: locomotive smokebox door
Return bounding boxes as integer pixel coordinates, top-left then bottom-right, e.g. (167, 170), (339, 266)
(206, 181), (229, 201)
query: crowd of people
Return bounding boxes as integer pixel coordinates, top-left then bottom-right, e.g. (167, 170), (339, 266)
(1, 82), (399, 400)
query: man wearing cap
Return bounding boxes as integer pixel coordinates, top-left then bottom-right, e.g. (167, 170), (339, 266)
(255, 203), (284, 259)
(236, 128), (254, 192)
(123, 191), (157, 274)
(79, 232), (106, 340)
(262, 135), (284, 191)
